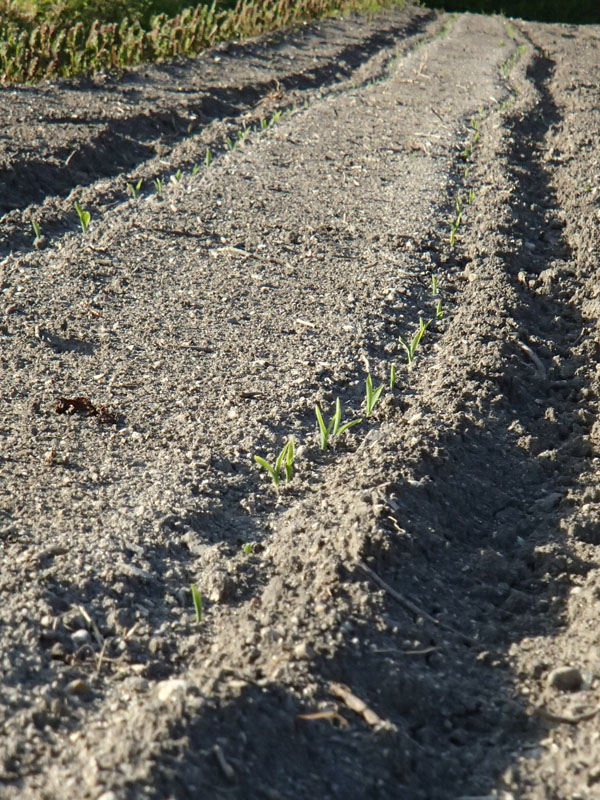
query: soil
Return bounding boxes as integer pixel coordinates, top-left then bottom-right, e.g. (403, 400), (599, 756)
(1, 4), (600, 798)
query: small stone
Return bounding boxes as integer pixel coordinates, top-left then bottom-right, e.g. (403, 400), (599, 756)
(66, 679), (93, 697)
(156, 679), (190, 702)
(71, 629), (91, 646)
(50, 642), (67, 659)
(547, 666), (583, 692)
(97, 792), (118, 800)
(293, 642), (314, 660)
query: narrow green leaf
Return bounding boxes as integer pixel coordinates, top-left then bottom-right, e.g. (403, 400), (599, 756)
(191, 584), (203, 622)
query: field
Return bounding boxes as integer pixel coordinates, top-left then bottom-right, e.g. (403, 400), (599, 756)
(2, 3), (600, 798)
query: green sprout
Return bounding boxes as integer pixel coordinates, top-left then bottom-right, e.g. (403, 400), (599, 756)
(205, 147), (212, 167)
(153, 177), (164, 195)
(31, 220), (41, 243)
(399, 317), (431, 364)
(126, 177), (143, 199)
(315, 399), (362, 451)
(174, 168), (182, 182)
(74, 202), (90, 234)
(242, 543), (253, 555)
(435, 299), (443, 320)
(365, 374), (384, 417)
(254, 437), (294, 486)
(191, 584), (203, 622)
(431, 275), (438, 296)
(225, 136), (235, 151)
(192, 163), (200, 176)
(390, 364), (397, 390)
(449, 196), (463, 248)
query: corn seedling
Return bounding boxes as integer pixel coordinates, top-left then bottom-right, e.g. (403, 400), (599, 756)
(238, 127), (250, 143)
(315, 399), (362, 451)
(31, 219), (41, 242)
(431, 275), (438, 296)
(205, 147), (212, 167)
(399, 317), (431, 364)
(254, 437), (294, 486)
(365, 374), (384, 417)
(174, 168), (182, 182)
(449, 196), (463, 248)
(467, 189), (475, 204)
(192, 163), (200, 176)
(126, 177), (142, 199)
(225, 136), (234, 151)
(191, 584), (203, 622)
(74, 201), (90, 234)
(390, 364), (397, 390)
(153, 177), (164, 195)
(435, 299), (443, 320)
(0, 0), (430, 86)
(242, 543), (253, 555)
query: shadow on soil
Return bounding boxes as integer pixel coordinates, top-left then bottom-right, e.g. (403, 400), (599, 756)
(0, 11), (433, 218)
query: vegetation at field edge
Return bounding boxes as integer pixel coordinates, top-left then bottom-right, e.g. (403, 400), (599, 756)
(0, 0), (408, 84)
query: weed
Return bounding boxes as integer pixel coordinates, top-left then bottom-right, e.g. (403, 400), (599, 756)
(399, 317), (430, 364)
(153, 177), (164, 195)
(365, 374), (384, 417)
(191, 584), (203, 622)
(254, 437), (294, 486)
(205, 147), (212, 167)
(31, 219), (41, 242)
(126, 177), (142, 199)
(74, 201), (90, 234)
(315, 399), (361, 451)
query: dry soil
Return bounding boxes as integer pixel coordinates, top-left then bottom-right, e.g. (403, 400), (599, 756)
(2, 5), (600, 799)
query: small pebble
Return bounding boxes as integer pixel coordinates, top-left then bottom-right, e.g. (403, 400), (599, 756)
(293, 641), (314, 660)
(156, 679), (190, 702)
(66, 678), (93, 697)
(547, 666), (583, 692)
(71, 629), (91, 646)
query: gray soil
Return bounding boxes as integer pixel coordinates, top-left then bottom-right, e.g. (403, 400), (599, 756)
(2, 4), (600, 798)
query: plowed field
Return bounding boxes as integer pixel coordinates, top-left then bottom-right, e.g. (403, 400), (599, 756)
(2, 5), (600, 798)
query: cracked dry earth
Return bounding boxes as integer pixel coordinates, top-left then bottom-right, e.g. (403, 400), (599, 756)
(2, 4), (600, 798)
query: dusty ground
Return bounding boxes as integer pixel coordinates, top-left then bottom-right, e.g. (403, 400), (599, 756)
(1, 4), (600, 798)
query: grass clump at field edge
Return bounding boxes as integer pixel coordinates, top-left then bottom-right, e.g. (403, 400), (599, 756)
(0, 0), (407, 84)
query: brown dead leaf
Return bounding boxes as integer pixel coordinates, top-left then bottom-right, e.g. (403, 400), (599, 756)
(55, 396), (116, 424)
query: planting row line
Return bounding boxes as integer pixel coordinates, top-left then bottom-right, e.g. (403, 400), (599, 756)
(255, 279), (445, 486)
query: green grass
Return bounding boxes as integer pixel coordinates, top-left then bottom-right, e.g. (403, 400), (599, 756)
(0, 0), (408, 84)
